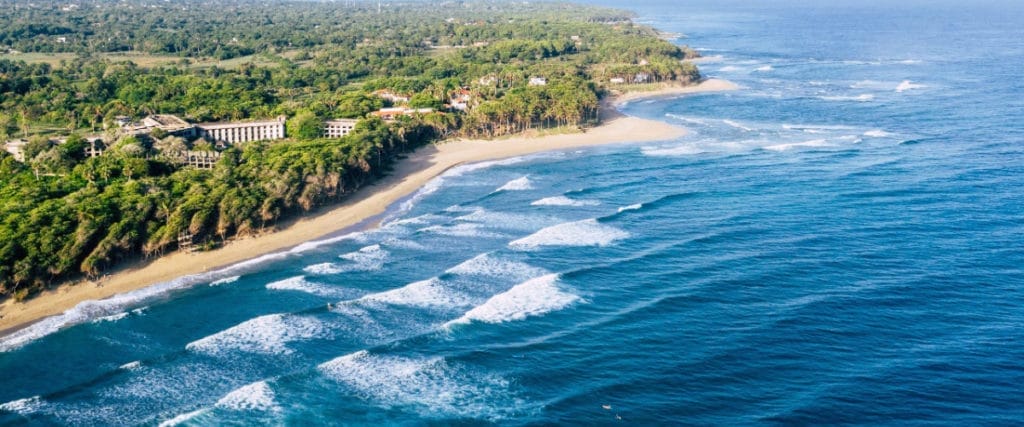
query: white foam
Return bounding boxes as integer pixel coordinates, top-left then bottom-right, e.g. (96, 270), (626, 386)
(266, 276), (348, 298)
(388, 213), (442, 227)
(850, 80), (890, 90)
(447, 274), (580, 326)
(863, 129), (893, 138)
(318, 351), (519, 419)
(158, 408), (209, 427)
(723, 119), (754, 131)
(215, 381), (279, 412)
(642, 143), (708, 157)
(0, 396), (44, 415)
(359, 278), (472, 309)
(495, 176), (534, 192)
(453, 208), (554, 232)
(119, 360), (143, 371)
(185, 314), (326, 355)
(530, 196), (600, 207)
(510, 219), (629, 249)
(302, 244), (389, 275)
(289, 231), (366, 253)
(302, 263), (347, 275)
(898, 59), (923, 65)
(396, 157), (530, 217)
(446, 253), (548, 279)
(339, 244), (389, 268)
(0, 275), (194, 352)
(209, 276), (240, 286)
(421, 222), (504, 238)
(754, 65), (774, 72)
(449, 157), (529, 177)
(665, 114), (711, 126)
(782, 124), (856, 132)
(92, 312), (129, 323)
(764, 139), (831, 151)
(896, 80), (926, 93)
(618, 203), (643, 213)
(819, 94), (874, 102)
(381, 237), (425, 250)
(838, 135), (864, 143)
(718, 65), (740, 72)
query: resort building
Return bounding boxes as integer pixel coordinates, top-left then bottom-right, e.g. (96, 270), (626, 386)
(324, 119), (359, 138)
(183, 150), (222, 169)
(449, 89), (473, 111)
(609, 77), (626, 84)
(529, 77), (548, 86)
(123, 114), (196, 137)
(196, 116), (286, 145)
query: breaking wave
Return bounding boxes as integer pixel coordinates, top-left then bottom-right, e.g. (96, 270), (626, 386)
(185, 314), (327, 356)
(495, 176), (534, 192)
(642, 143), (709, 157)
(819, 94), (874, 102)
(618, 203), (643, 213)
(215, 381), (279, 412)
(764, 139), (831, 151)
(0, 396), (44, 415)
(358, 278), (473, 309)
(446, 253), (549, 279)
(446, 274), (580, 326)
(510, 219), (629, 249)
(863, 129), (894, 138)
(896, 80), (927, 93)
(266, 276), (350, 298)
(531, 196), (600, 207)
(318, 351), (524, 420)
(209, 276), (241, 286)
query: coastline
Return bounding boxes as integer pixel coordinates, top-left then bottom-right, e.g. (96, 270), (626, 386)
(0, 79), (737, 339)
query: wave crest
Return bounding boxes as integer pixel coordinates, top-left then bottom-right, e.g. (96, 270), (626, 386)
(185, 314), (326, 355)
(510, 219), (629, 249)
(447, 274), (580, 326)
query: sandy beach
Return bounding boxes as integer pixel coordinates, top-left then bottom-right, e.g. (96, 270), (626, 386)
(0, 79), (737, 337)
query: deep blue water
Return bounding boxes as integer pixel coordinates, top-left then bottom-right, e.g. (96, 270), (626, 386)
(3, 1), (1024, 425)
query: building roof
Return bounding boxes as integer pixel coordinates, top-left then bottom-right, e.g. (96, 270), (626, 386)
(325, 118), (359, 125)
(196, 116), (286, 130)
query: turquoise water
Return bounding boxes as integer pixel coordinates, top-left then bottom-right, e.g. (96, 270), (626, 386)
(3, 1), (1024, 425)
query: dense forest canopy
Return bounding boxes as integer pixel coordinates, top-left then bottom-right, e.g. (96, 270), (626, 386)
(0, 0), (701, 301)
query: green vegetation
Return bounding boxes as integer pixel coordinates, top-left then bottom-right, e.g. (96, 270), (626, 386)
(0, 0), (700, 300)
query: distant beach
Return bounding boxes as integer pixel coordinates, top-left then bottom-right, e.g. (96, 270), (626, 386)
(0, 79), (737, 336)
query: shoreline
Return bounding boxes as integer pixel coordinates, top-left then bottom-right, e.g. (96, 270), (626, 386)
(0, 79), (738, 340)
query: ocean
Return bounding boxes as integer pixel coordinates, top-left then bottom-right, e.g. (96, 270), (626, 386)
(2, 0), (1023, 424)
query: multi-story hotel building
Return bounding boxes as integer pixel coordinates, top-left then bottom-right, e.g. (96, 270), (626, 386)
(324, 119), (359, 138)
(196, 116), (287, 145)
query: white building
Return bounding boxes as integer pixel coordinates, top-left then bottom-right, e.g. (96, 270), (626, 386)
(196, 116), (286, 145)
(529, 77), (548, 86)
(324, 119), (359, 138)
